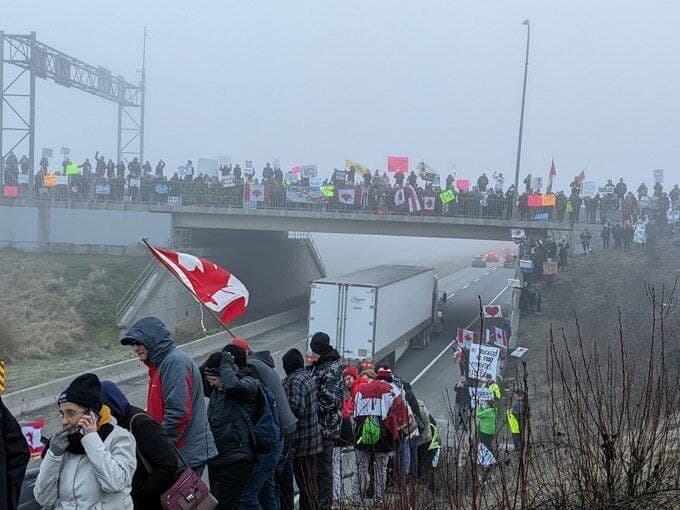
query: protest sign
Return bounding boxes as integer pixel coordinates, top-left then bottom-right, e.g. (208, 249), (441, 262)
(542, 194), (556, 206)
(198, 158), (220, 176)
(285, 171), (299, 183)
(469, 387), (495, 408)
(667, 209), (679, 223)
(291, 165), (301, 174)
(543, 261), (557, 275)
(320, 184), (335, 197)
(286, 187), (327, 204)
(3, 185), (19, 198)
(42, 147), (53, 158)
(598, 185), (615, 195)
(483, 305), (503, 318)
(56, 175), (69, 186)
(301, 164), (317, 178)
(653, 169), (664, 183)
(177, 165), (192, 178)
(508, 278), (521, 288)
(387, 156), (409, 173)
(527, 194), (542, 207)
(128, 178), (140, 188)
(244, 160), (255, 176)
(60, 146), (70, 156)
(455, 179), (470, 192)
(154, 183), (169, 194)
(511, 228), (526, 240)
(477, 442), (497, 467)
(439, 189), (456, 204)
(535, 212), (549, 221)
(468, 344), (501, 380)
(333, 169), (347, 182)
(95, 184), (111, 195)
(44, 175), (57, 187)
(582, 181), (597, 197)
(18, 174), (29, 184)
(220, 175), (236, 188)
(167, 196), (182, 207)
(519, 259), (533, 269)
(511, 347), (528, 358)
(309, 176), (323, 187)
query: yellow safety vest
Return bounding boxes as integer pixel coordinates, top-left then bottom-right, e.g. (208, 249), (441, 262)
(507, 410), (520, 434)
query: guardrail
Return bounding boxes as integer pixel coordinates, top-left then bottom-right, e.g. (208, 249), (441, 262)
(0, 175), (598, 223)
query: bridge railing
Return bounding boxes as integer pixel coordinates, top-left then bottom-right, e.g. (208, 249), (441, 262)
(1, 175), (602, 223)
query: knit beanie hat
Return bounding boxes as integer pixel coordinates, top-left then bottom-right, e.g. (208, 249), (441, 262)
(310, 332), (332, 356)
(58, 373), (103, 411)
(282, 348), (305, 375)
(231, 338), (251, 353)
(223, 344), (247, 367)
(342, 366), (359, 379)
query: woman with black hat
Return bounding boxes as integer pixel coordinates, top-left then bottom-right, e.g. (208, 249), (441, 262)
(33, 373), (137, 509)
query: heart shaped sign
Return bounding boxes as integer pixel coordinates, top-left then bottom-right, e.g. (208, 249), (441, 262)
(484, 305), (502, 317)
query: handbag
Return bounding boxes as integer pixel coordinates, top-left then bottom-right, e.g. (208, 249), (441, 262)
(130, 413), (218, 510)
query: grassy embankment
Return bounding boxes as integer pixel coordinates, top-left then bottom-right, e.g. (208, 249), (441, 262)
(0, 250), (145, 392)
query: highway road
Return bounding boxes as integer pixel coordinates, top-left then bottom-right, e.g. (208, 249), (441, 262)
(16, 262), (513, 443)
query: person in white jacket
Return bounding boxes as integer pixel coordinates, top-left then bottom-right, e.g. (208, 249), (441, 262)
(34, 373), (137, 510)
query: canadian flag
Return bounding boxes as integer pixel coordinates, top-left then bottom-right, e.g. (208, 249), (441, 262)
(457, 328), (480, 346)
(394, 186), (406, 207)
(406, 185), (421, 213)
(422, 195), (436, 211)
(244, 183), (269, 202)
(492, 326), (507, 349)
(22, 418), (46, 456)
(337, 188), (358, 205)
(146, 243), (249, 325)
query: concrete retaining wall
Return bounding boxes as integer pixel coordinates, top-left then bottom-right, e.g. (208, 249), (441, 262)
(3, 307), (306, 416)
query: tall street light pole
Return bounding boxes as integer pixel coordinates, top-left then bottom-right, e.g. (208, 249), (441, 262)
(512, 19), (530, 221)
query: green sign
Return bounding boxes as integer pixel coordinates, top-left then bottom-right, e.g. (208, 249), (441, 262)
(439, 189), (456, 204)
(321, 185), (335, 197)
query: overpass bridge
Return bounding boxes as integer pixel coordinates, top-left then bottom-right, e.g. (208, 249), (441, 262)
(0, 195), (573, 242)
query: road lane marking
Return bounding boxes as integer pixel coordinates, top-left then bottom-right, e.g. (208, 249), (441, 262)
(462, 284), (469, 289)
(411, 285), (510, 385)
(473, 278), (480, 282)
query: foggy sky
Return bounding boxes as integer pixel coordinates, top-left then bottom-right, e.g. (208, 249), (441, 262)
(4, 1), (679, 190)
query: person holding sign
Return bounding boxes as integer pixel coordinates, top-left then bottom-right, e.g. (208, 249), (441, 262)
(474, 400), (497, 455)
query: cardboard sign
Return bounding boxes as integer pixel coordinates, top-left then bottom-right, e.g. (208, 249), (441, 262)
(220, 175), (236, 188)
(653, 169), (664, 183)
(598, 185), (615, 195)
(508, 278), (521, 288)
(511, 228), (526, 240)
(468, 344), (501, 380)
(520, 259), (533, 269)
(483, 305), (503, 318)
(44, 175), (58, 187)
(3, 185), (19, 198)
(333, 169), (347, 182)
(309, 176), (323, 187)
(543, 261), (557, 275)
(177, 165), (192, 177)
(18, 174), (29, 184)
(582, 181), (597, 197)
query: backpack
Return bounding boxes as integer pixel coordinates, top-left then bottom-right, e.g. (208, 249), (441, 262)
(357, 416), (382, 446)
(238, 382), (281, 454)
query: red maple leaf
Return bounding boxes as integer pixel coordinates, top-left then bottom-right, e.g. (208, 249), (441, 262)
(252, 189), (261, 198)
(341, 193), (352, 201)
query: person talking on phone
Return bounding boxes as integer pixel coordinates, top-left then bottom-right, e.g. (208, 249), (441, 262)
(34, 373), (137, 510)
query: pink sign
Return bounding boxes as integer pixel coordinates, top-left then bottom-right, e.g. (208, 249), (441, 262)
(291, 165), (301, 174)
(455, 179), (470, 192)
(387, 156), (409, 173)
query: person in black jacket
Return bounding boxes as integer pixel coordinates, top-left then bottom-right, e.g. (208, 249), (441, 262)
(1, 396), (30, 510)
(100, 381), (178, 510)
(202, 345), (258, 510)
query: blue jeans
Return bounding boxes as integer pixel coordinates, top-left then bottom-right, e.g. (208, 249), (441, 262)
(240, 442), (283, 510)
(393, 437), (411, 482)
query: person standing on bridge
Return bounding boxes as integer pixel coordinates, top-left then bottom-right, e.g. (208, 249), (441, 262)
(121, 317), (216, 475)
(1, 396), (30, 510)
(308, 332), (343, 510)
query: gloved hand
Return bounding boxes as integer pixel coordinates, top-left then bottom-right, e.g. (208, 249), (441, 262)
(49, 429), (70, 456)
(221, 351), (235, 367)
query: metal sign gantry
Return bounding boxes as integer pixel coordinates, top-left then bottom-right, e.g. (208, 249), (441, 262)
(0, 31), (145, 188)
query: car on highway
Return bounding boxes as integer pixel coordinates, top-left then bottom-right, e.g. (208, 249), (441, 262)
(503, 253), (515, 268)
(485, 251), (500, 263)
(471, 255), (487, 268)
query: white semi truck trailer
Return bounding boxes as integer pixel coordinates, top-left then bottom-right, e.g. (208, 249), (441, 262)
(307, 265), (445, 368)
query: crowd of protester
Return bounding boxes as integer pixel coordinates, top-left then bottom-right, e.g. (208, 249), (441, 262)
(3, 150), (677, 224)
(0, 313), (532, 509)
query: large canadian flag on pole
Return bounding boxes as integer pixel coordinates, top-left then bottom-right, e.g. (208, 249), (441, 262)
(145, 241), (249, 325)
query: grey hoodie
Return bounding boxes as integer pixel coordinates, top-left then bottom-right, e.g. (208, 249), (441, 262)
(247, 351), (298, 436)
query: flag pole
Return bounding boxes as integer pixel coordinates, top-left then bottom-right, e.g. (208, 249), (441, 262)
(142, 238), (237, 339)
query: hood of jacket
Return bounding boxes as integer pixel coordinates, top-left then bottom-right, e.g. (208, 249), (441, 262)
(251, 350), (275, 368)
(100, 381), (130, 421)
(314, 348), (341, 367)
(123, 316), (175, 367)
